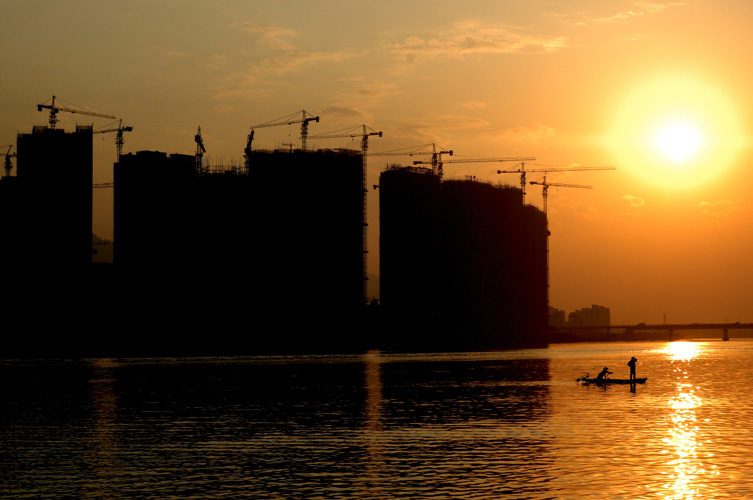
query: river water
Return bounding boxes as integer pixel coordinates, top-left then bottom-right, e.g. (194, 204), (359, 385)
(2, 340), (753, 499)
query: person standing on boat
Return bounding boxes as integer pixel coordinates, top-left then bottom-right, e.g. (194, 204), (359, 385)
(628, 357), (638, 380)
(596, 366), (612, 382)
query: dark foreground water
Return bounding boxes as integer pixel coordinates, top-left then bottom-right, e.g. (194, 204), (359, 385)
(2, 340), (753, 499)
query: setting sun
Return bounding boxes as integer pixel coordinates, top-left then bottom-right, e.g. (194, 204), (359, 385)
(657, 122), (701, 163)
(608, 76), (745, 189)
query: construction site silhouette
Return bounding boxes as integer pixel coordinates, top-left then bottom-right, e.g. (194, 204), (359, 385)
(1, 110), (550, 358)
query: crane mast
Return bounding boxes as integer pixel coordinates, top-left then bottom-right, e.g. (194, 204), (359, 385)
(414, 155), (536, 182)
(529, 175), (592, 214)
(527, 174), (593, 308)
(247, 110), (320, 153)
(94, 119), (133, 161)
(373, 143), (453, 179)
(1, 145), (15, 177)
(408, 143), (454, 180)
(497, 164), (614, 204)
(195, 126), (206, 175)
(309, 124), (382, 156)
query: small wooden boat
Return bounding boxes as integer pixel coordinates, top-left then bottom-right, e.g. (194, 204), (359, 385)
(576, 376), (647, 385)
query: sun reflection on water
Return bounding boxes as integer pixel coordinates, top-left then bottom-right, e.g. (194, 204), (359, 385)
(662, 342), (717, 499)
(665, 341), (702, 362)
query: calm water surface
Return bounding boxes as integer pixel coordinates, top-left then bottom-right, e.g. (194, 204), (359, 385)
(2, 340), (753, 499)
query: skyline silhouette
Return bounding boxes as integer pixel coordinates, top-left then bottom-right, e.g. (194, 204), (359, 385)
(2, 1), (752, 326)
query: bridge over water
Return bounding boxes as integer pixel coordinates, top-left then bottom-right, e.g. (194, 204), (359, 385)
(550, 322), (753, 341)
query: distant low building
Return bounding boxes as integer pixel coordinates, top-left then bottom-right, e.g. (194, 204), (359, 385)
(548, 307), (567, 327)
(568, 304), (611, 327)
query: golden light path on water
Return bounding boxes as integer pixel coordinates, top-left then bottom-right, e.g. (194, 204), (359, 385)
(662, 342), (718, 499)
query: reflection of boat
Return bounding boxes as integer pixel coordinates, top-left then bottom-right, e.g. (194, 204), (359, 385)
(576, 376), (647, 385)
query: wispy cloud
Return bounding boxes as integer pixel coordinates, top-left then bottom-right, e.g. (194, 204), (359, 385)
(237, 24), (297, 51)
(326, 79), (403, 116)
(319, 106), (365, 121)
(389, 20), (568, 60)
(457, 101), (488, 110)
(699, 199), (742, 218)
(253, 50), (351, 74)
(488, 125), (557, 144)
(237, 23), (352, 73)
(622, 194), (645, 208)
(552, 2), (686, 26)
(392, 114), (493, 143)
(213, 23), (355, 101)
(622, 195), (646, 216)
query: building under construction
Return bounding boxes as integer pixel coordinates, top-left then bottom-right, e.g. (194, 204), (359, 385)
(246, 148), (365, 315)
(112, 146), (366, 353)
(0, 125), (93, 354)
(0, 125), (92, 271)
(379, 165), (549, 350)
(11, 125), (93, 268)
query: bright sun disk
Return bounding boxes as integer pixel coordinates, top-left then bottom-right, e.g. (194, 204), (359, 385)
(608, 75), (745, 189)
(657, 123), (701, 163)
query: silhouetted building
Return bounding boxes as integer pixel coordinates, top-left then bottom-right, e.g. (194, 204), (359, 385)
(568, 304), (611, 327)
(12, 125), (93, 268)
(549, 306), (567, 327)
(0, 125), (93, 353)
(379, 166), (548, 350)
(377, 166), (442, 316)
(247, 148), (366, 346)
(112, 147), (366, 352)
(114, 151), (197, 270)
(0, 176), (22, 266)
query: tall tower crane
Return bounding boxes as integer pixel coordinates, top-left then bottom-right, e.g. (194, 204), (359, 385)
(1, 145), (16, 177)
(497, 164), (615, 204)
(247, 110), (320, 152)
(414, 155), (536, 181)
(195, 126), (206, 175)
(243, 130), (255, 172)
(37, 95), (116, 129)
(94, 119), (133, 161)
(372, 143), (454, 179)
(528, 175), (592, 214)
(527, 174), (593, 308)
(309, 124), (383, 157)
(307, 124), (384, 303)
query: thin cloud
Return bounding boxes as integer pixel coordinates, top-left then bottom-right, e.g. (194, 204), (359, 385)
(396, 114), (490, 139)
(253, 50), (351, 74)
(214, 24), (354, 100)
(622, 195), (645, 208)
(319, 107), (365, 121)
(237, 24), (297, 51)
(457, 101), (488, 110)
(593, 10), (644, 24)
(699, 199), (742, 218)
(330, 79), (402, 110)
(553, 2), (686, 26)
(389, 21), (568, 60)
(489, 125), (557, 144)
(236, 23), (352, 72)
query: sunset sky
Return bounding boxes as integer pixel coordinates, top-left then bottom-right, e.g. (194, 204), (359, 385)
(2, 1), (752, 325)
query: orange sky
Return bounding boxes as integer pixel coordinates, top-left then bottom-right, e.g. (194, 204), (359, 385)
(2, 1), (752, 324)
